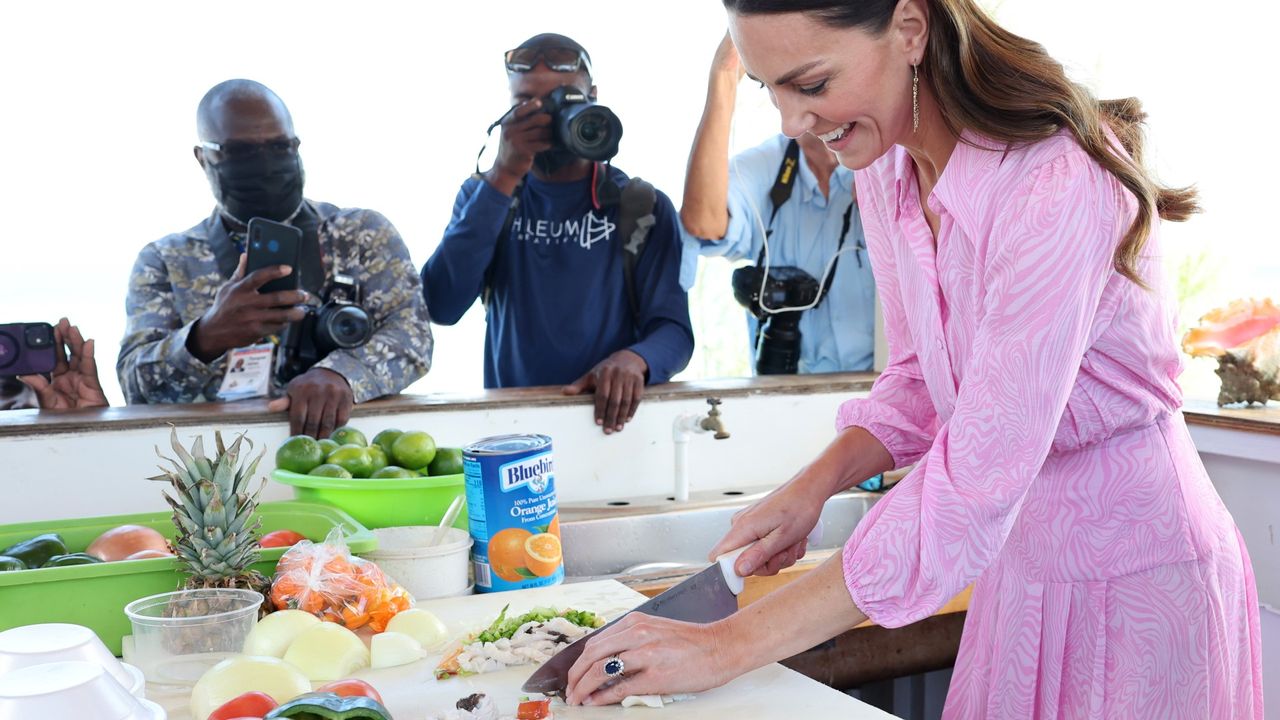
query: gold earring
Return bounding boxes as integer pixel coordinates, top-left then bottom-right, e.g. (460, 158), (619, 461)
(912, 63), (920, 133)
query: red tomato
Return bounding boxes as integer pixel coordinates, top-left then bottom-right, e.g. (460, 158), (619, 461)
(517, 698), (552, 719)
(260, 530), (307, 548)
(316, 679), (384, 705)
(207, 690), (278, 720)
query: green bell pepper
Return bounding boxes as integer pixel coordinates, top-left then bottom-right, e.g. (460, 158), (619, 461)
(264, 692), (394, 720)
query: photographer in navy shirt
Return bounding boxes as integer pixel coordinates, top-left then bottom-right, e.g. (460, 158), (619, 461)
(423, 34), (693, 434)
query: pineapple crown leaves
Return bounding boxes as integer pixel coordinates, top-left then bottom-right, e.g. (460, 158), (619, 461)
(151, 426), (268, 581)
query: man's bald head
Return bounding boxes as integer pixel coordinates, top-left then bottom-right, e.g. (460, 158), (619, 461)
(196, 79), (295, 144)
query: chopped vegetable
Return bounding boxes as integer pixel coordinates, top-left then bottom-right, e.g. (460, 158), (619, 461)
(189, 656), (311, 720)
(269, 528), (412, 632)
(282, 623), (369, 682)
(385, 608), (449, 651)
(243, 609), (321, 658)
(315, 679), (384, 705)
(208, 690), (280, 720)
(370, 631), (424, 669)
(476, 605), (603, 644)
(516, 697), (552, 719)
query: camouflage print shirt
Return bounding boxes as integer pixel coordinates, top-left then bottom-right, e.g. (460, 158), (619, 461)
(117, 201), (432, 405)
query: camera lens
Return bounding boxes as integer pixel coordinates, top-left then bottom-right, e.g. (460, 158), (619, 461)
(24, 323), (53, 349)
(559, 103), (622, 161)
(319, 306), (372, 349)
(0, 331), (17, 370)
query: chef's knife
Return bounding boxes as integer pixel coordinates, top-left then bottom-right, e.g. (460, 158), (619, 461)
(521, 524), (823, 697)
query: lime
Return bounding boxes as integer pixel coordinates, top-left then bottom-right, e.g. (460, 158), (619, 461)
(309, 463), (353, 479)
(329, 426), (367, 447)
(426, 447), (465, 476)
(276, 435), (324, 474)
(372, 429), (403, 457)
(326, 444), (376, 478)
(391, 431), (437, 470)
(371, 466), (418, 479)
(317, 438), (339, 458)
(366, 445), (389, 474)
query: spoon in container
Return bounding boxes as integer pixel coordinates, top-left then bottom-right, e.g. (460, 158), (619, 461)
(430, 495), (466, 547)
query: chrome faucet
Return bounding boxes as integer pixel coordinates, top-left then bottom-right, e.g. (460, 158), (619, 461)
(673, 398), (731, 502)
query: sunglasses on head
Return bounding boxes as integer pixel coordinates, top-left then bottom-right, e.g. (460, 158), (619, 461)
(504, 46), (592, 76)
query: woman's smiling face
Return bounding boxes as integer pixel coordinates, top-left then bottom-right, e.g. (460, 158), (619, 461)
(729, 8), (917, 170)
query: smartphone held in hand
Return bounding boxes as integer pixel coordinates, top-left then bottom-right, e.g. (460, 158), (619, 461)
(246, 217), (303, 294)
(0, 322), (57, 376)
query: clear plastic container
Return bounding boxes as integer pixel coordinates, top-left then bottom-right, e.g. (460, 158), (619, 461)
(123, 589), (262, 691)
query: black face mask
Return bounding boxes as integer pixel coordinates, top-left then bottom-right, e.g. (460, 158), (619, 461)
(206, 151), (305, 225)
(532, 146), (578, 176)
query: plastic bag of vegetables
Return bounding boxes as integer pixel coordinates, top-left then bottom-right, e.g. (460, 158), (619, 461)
(269, 528), (412, 632)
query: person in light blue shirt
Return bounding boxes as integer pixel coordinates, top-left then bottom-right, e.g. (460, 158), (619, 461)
(680, 34), (876, 375)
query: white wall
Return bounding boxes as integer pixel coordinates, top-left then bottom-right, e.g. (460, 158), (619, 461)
(0, 390), (854, 525)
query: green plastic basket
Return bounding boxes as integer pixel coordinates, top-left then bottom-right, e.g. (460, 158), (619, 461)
(271, 467), (467, 530)
(0, 501), (375, 654)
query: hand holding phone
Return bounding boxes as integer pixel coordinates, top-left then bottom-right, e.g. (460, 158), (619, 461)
(188, 253), (310, 363)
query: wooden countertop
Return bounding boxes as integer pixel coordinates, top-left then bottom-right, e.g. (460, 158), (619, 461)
(0, 373), (877, 438)
(4, 370), (1278, 439)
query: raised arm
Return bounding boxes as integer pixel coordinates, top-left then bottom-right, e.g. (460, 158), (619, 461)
(679, 32), (745, 240)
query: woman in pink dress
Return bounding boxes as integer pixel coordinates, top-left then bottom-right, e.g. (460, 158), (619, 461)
(565, 1), (1264, 717)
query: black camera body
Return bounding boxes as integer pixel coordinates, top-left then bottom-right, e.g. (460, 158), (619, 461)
(731, 265), (820, 375)
(542, 86), (623, 162)
(275, 274), (372, 384)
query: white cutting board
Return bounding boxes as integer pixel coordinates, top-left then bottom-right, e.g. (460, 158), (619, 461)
(156, 580), (895, 719)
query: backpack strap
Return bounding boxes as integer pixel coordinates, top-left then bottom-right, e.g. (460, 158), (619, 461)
(615, 176), (657, 330)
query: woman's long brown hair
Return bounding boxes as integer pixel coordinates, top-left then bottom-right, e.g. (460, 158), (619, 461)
(724, 0), (1199, 285)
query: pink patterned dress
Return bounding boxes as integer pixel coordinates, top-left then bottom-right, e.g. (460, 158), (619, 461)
(838, 130), (1264, 718)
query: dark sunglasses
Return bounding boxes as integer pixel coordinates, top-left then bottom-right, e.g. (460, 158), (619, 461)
(504, 46), (592, 76)
(199, 137), (301, 160)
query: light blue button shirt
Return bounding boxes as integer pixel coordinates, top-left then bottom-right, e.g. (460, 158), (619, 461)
(680, 134), (876, 373)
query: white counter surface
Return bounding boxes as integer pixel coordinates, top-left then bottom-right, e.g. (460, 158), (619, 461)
(153, 579), (895, 719)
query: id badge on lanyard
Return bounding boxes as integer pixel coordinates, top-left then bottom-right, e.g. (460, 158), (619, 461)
(216, 342), (275, 401)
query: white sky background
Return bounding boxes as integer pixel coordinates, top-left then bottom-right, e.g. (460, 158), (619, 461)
(1, 1), (1274, 405)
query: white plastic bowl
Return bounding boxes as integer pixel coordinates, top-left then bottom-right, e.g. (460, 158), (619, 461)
(0, 661), (165, 720)
(364, 526), (472, 600)
(0, 623), (146, 699)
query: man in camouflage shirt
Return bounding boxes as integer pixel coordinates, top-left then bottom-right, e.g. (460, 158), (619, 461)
(118, 79), (432, 437)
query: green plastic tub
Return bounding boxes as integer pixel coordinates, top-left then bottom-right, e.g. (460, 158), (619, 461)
(271, 467), (467, 530)
(0, 501), (375, 655)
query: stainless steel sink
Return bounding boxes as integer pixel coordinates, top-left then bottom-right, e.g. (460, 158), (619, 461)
(559, 490), (879, 578)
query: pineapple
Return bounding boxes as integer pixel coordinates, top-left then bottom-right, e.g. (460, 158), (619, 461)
(152, 427), (271, 599)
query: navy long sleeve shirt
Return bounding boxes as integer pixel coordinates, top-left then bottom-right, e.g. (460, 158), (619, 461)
(423, 167), (694, 389)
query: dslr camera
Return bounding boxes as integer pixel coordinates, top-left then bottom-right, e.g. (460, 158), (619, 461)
(731, 265), (820, 375)
(275, 274), (372, 384)
(541, 85), (623, 162)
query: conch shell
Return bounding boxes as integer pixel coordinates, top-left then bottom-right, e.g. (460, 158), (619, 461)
(1182, 298), (1280, 406)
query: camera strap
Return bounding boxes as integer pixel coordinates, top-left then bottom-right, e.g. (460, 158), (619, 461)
(753, 139), (855, 312)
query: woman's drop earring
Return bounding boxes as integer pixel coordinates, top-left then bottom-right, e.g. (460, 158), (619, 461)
(912, 63), (920, 133)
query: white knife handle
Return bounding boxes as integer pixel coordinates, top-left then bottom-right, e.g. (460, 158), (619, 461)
(715, 523), (824, 595)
